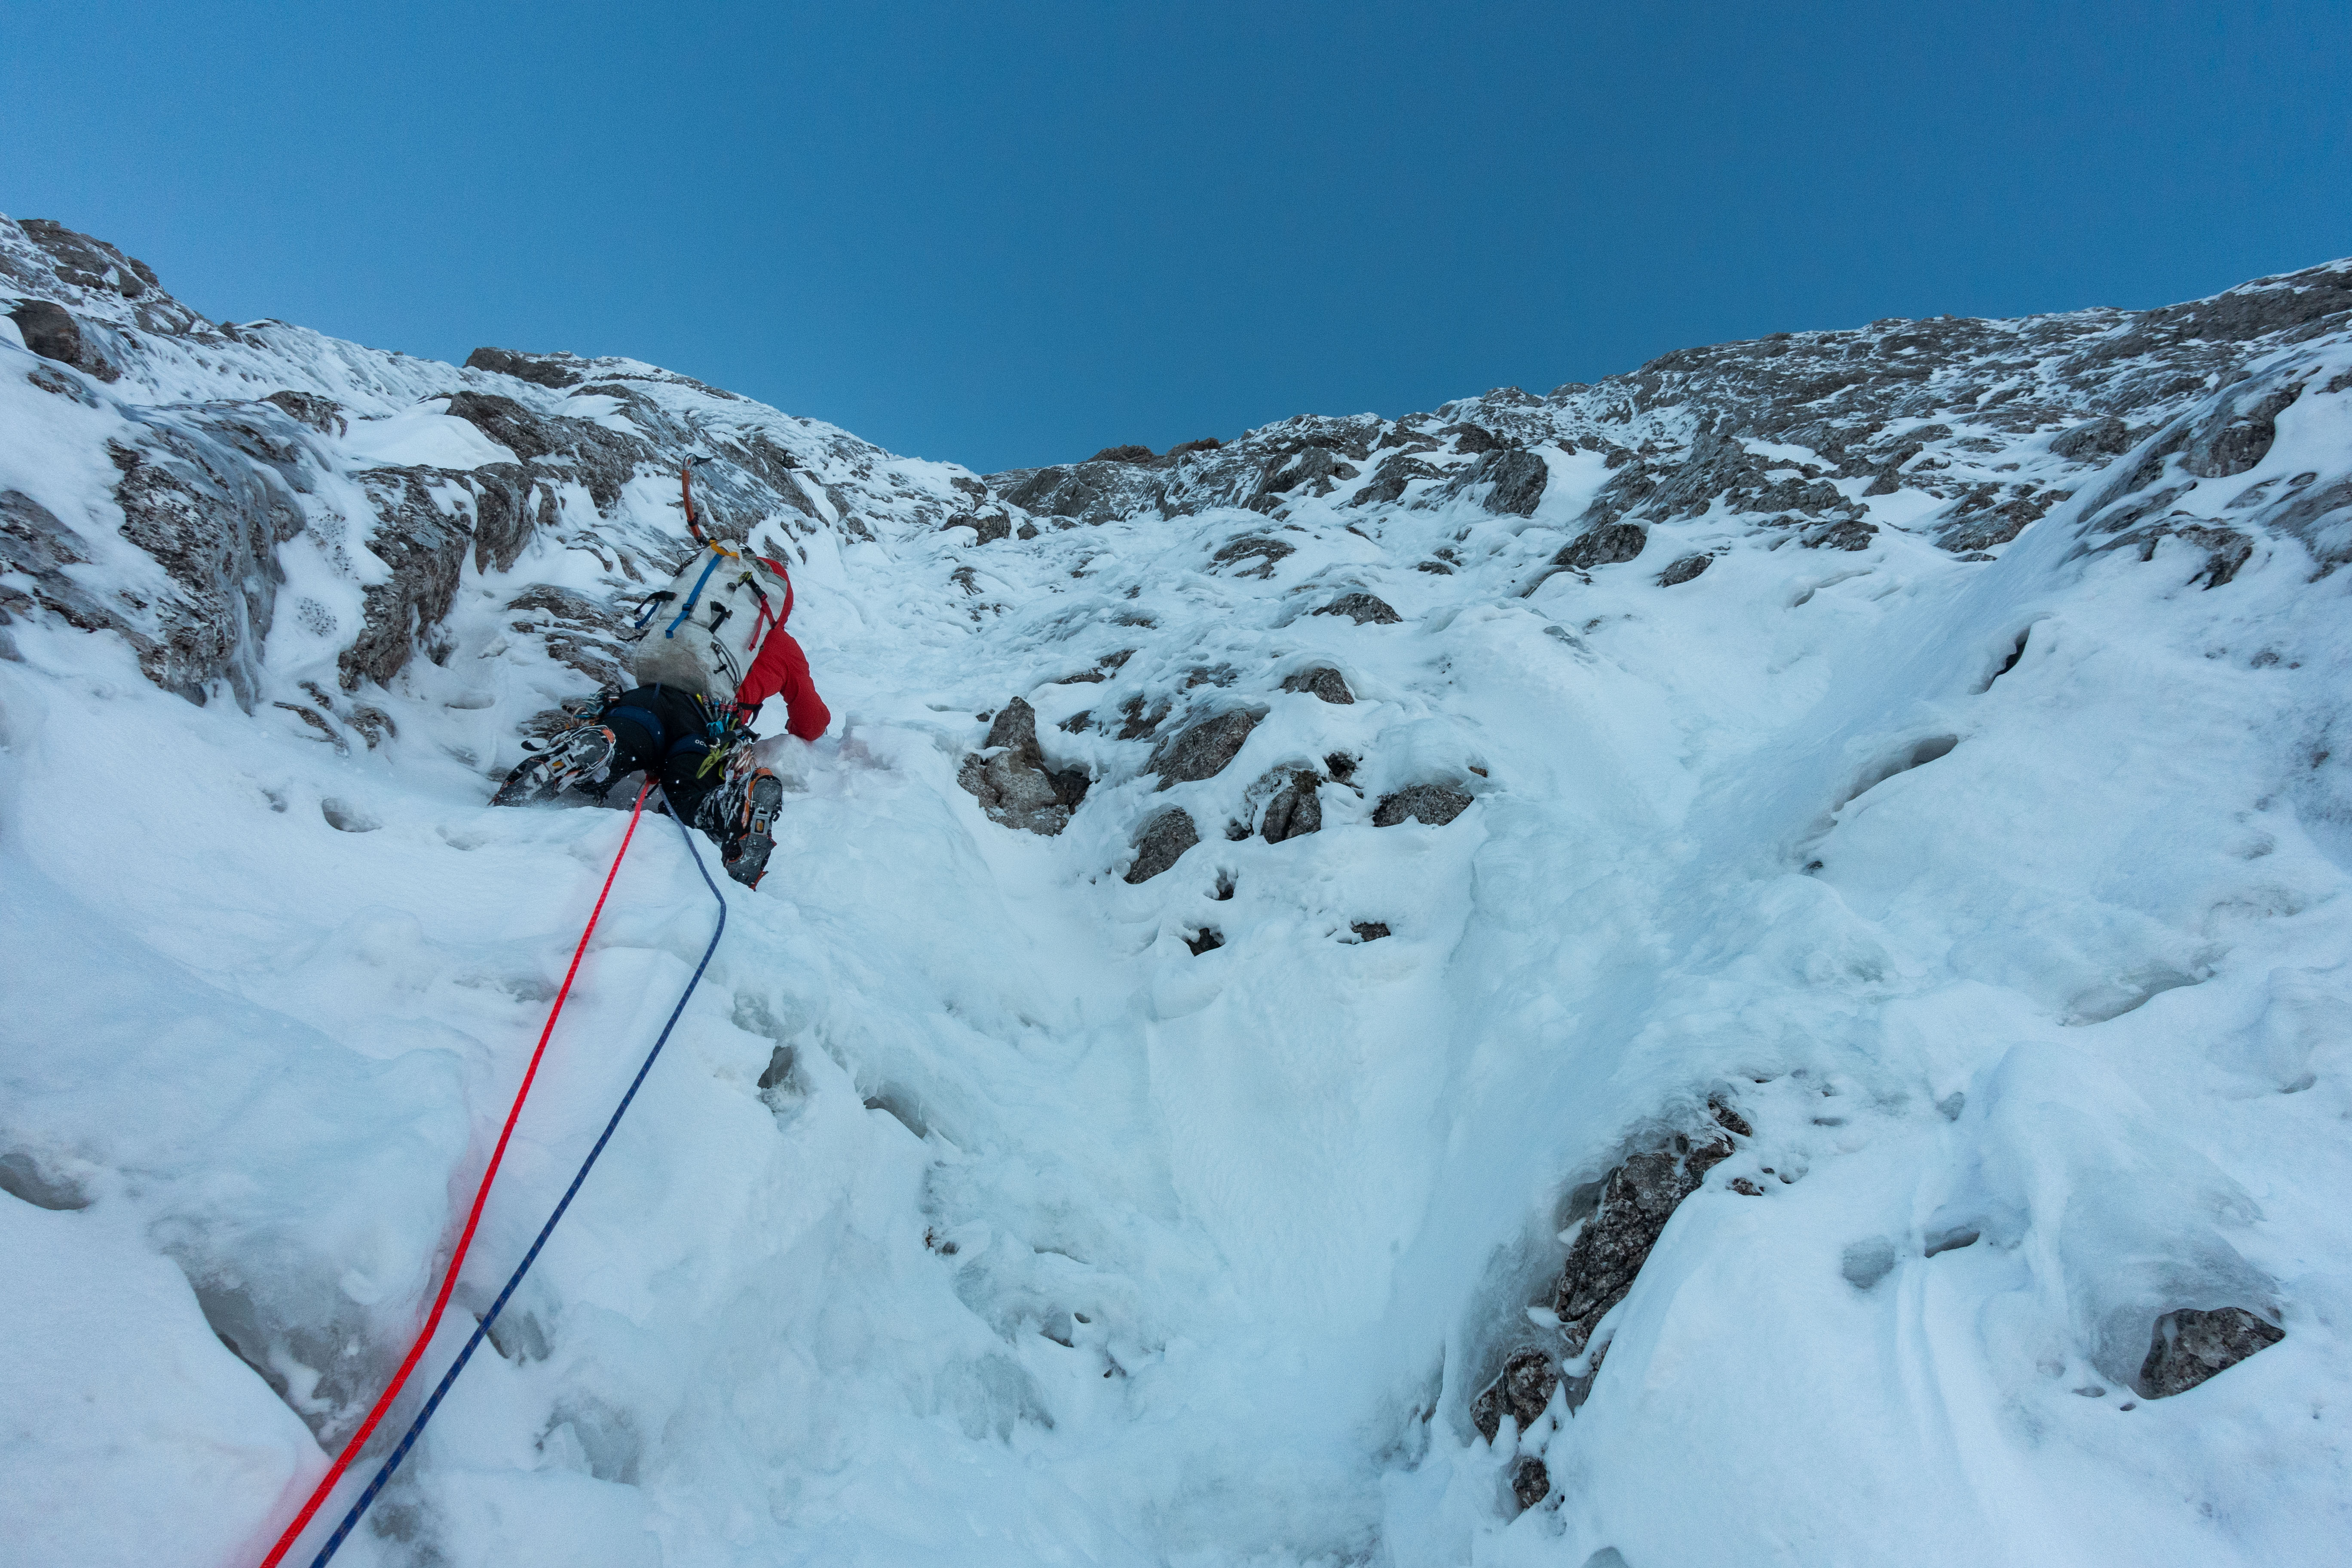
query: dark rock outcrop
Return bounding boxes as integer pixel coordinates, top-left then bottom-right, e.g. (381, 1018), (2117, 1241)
(2184, 382), (2302, 478)
(2051, 416), (2132, 462)
(1555, 524), (1647, 572)
(1553, 1135), (1732, 1357)
(1349, 921), (1390, 941)
(1510, 1456), (1550, 1512)
(1211, 535), (1295, 577)
(9, 299), (108, 377)
(107, 432), (305, 704)
(1258, 769), (1322, 843)
(2138, 1306), (2284, 1398)
(1125, 808), (1199, 883)
(1089, 444), (1155, 464)
(1150, 709), (1262, 787)
(1372, 785), (1472, 827)
(957, 698), (1089, 835)
(1449, 447), (1547, 516)
(1657, 552), (1712, 586)
(946, 512), (1011, 545)
(263, 390), (347, 435)
(1280, 665), (1353, 704)
(1471, 1348), (1558, 1441)
(465, 346), (584, 389)
(1314, 591), (1400, 625)
(338, 469), (470, 692)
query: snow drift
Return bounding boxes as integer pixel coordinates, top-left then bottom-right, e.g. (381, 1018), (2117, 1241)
(5, 214), (2352, 1566)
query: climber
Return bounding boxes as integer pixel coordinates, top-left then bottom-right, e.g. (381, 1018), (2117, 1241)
(493, 462), (830, 889)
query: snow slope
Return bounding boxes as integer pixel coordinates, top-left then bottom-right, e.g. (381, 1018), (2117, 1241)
(5, 215), (2352, 1567)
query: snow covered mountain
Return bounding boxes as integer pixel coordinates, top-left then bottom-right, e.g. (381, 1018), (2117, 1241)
(5, 213), (2350, 1568)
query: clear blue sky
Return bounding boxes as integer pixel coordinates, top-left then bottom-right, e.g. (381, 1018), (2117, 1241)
(4, 1), (2347, 472)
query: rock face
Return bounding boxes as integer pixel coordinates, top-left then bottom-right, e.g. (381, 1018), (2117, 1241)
(1510, 1456), (1550, 1512)
(1471, 1347), (1559, 1441)
(1150, 709), (1262, 787)
(1455, 447), (1549, 516)
(2138, 1307), (2284, 1398)
(1553, 1134), (1733, 1358)
(958, 698), (1090, 835)
(1373, 785), (1473, 827)
(464, 346), (583, 389)
(1314, 591), (1401, 625)
(1280, 665), (1353, 704)
(9, 299), (105, 377)
(1124, 808), (1199, 883)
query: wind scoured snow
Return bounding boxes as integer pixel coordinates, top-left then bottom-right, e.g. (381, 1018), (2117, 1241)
(4, 217), (2352, 1567)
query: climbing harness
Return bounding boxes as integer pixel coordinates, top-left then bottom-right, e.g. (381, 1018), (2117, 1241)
(254, 783), (730, 1567)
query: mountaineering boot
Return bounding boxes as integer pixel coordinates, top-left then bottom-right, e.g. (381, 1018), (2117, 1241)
(491, 721), (622, 808)
(550, 722), (620, 788)
(719, 768), (784, 888)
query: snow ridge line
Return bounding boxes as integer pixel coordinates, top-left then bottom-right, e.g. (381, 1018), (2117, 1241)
(257, 780), (658, 1568)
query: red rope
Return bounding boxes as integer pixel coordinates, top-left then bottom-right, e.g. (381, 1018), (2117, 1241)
(255, 781), (655, 1568)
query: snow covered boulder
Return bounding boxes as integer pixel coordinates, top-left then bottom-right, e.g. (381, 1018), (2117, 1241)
(8, 299), (108, 378)
(958, 698), (1090, 835)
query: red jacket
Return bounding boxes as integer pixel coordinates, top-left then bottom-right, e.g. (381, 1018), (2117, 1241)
(739, 622), (830, 741)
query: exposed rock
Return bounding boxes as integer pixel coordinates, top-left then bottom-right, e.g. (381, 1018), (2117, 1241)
(9, 299), (107, 377)
(2051, 416), (2132, 461)
(1372, 785), (1473, 827)
(1441, 423), (1502, 455)
(957, 698), (1089, 835)
(946, 512), (1011, 545)
(1089, 444), (1155, 464)
(1657, 552), (1712, 586)
(1117, 694), (1168, 741)
(1211, 535), (1295, 577)
(1553, 1134), (1733, 1357)
(1510, 1456), (1550, 1512)
(1449, 447), (1547, 516)
(2184, 382), (2303, 478)
(1471, 1347), (1558, 1441)
(1555, 524), (1647, 572)
(1150, 708), (1262, 787)
(1939, 490), (2062, 553)
(465, 346), (583, 389)
(107, 432), (305, 705)
(1354, 453), (1438, 506)
(263, 390), (347, 435)
(1349, 921), (1390, 941)
(1185, 926), (1224, 956)
(504, 583), (630, 686)
(1258, 769), (1323, 843)
(1124, 808), (1199, 883)
(2138, 1306), (2284, 1397)
(1313, 591), (1400, 625)
(1804, 518), (1878, 551)
(1166, 437), (1222, 457)
(339, 468), (469, 692)
(1280, 665), (1353, 704)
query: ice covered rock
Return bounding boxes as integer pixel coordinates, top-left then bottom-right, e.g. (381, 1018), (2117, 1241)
(1657, 552), (1712, 586)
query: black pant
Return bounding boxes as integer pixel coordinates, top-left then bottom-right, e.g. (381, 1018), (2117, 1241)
(600, 685), (725, 826)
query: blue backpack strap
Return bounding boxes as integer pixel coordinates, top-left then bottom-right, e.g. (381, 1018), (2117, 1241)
(662, 553), (727, 639)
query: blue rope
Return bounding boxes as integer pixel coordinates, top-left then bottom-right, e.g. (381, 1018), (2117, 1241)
(309, 793), (729, 1565)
